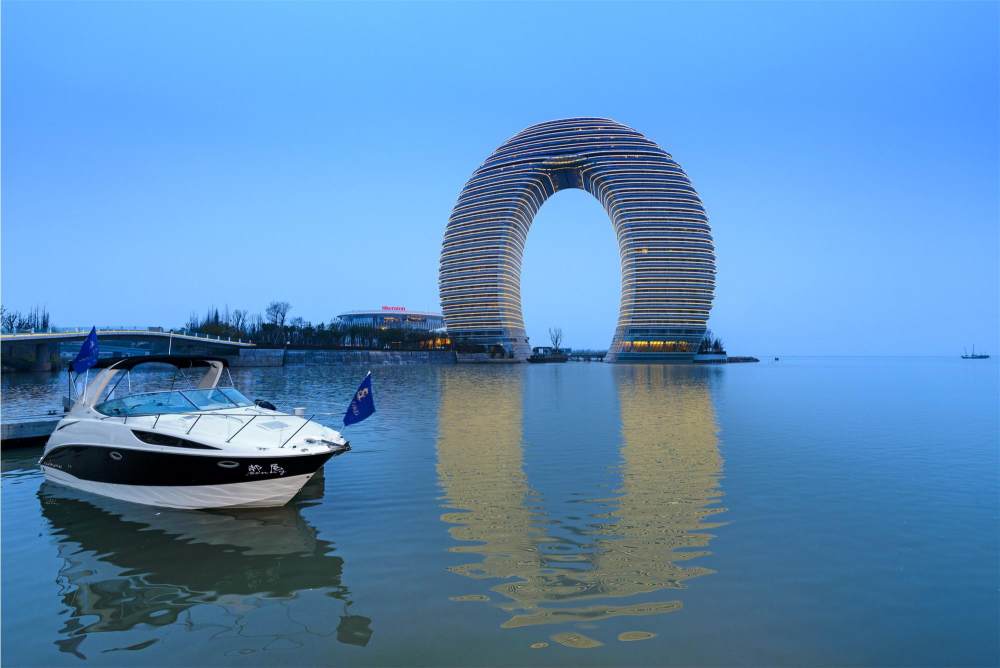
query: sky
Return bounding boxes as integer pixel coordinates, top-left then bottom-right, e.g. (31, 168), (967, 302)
(2, 1), (997, 355)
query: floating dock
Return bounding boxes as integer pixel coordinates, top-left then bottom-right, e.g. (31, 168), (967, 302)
(1, 415), (60, 448)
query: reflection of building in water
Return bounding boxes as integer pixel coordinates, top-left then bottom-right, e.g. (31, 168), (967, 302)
(436, 369), (543, 588)
(40, 479), (371, 659)
(593, 365), (725, 597)
(436, 366), (724, 629)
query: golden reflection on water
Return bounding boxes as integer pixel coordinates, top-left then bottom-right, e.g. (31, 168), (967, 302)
(436, 365), (725, 631)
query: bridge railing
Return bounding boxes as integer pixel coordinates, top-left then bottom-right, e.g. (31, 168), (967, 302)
(567, 350), (608, 361)
(2, 326), (162, 335)
(0, 327), (255, 345)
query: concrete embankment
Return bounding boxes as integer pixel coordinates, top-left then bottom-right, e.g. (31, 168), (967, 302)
(284, 350), (456, 365)
(692, 354), (760, 364)
(226, 348), (287, 367)
(224, 348), (458, 367)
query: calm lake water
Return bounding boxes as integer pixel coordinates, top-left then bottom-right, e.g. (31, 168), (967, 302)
(2, 358), (998, 666)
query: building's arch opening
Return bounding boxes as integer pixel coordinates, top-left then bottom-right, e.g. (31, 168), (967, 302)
(439, 118), (715, 363)
(520, 188), (620, 352)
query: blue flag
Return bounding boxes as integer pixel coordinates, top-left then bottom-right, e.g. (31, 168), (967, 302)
(343, 372), (375, 426)
(71, 327), (100, 374)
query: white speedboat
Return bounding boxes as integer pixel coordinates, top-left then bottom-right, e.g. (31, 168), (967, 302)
(40, 355), (349, 509)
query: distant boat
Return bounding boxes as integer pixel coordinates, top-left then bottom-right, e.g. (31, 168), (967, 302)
(961, 345), (990, 360)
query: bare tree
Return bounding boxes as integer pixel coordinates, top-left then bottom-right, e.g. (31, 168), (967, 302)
(0, 307), (16, 332)
(548, 327), (563, 351)
(231, 309), (248, 334)
(699, 329), (715, 354)
(288, 316), (305, 342)
(1, 306), (51, 332)
(265, 301), (291, 327)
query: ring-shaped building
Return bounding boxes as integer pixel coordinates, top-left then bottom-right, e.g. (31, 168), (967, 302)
(439, 118), (715, 363)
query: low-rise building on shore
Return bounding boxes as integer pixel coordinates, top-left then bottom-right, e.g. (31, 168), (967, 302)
(336, 307), (445, 332)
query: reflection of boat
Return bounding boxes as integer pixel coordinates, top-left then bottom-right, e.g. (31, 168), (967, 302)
(961, 346), (990, 359)
(436, 364), (725, 629)
(526, 346), (568, 363)
(41, 355), (350, 509)
(39, 480), (372, 658)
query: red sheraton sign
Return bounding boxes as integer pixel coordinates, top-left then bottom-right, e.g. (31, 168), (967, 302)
(381, 305), (406, 312)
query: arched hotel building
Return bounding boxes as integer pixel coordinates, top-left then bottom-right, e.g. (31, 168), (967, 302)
(439, 118), (715, 363)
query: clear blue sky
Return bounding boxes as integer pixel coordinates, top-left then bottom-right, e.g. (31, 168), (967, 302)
(3, 1), (997, 355)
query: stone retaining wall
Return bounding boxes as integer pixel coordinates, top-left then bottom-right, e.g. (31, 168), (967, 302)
(227, 348), (456, 366)
(226, 348), (286, 367)
(284, 350), (456, 365)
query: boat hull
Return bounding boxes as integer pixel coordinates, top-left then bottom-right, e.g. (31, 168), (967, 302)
(39, 445), (338, 509)
(41, 466), (317, 509)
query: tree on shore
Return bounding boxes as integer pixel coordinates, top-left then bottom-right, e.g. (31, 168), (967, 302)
(698, 329), (726, 354)
(548, 327), (563, 351)
(265, 301), (291, 328)
(231, 309), (248, 333)
(0, 305), (51, 332)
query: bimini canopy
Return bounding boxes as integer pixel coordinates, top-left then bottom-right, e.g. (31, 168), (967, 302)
(82, 355), (230, 371)
(72, 355), (230, 411)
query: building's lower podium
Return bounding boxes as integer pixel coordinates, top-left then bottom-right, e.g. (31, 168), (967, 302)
(454, 353), (522, 364)
(451, 327), (532, 363)
(604, 327), (708, 364)
(451, 327), (709, 364)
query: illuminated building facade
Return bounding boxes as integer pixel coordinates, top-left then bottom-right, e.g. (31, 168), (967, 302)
(337, 307), (445, 332)
(439, 117), (715, 362)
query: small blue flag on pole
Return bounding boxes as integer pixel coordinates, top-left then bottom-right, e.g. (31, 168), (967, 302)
(71, 327), (100, 374)
(343, 371), (375, 426)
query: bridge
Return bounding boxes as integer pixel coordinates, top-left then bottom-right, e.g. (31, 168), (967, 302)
(568, 350), (607, 362)
(1, 329), (255, 371)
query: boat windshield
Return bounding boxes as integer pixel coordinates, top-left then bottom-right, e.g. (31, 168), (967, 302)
(184, 388), (255, 410)
(218, 388), (255, 407)
(182, 389), (234, 411)
(96, 391), (197, 417)
(95, 388), (255, 416)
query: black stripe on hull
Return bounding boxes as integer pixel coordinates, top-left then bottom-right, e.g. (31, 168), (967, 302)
(40, 445), (336, 487)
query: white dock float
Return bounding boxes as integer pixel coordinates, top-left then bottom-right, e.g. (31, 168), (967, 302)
(1, 416), (61, 447)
